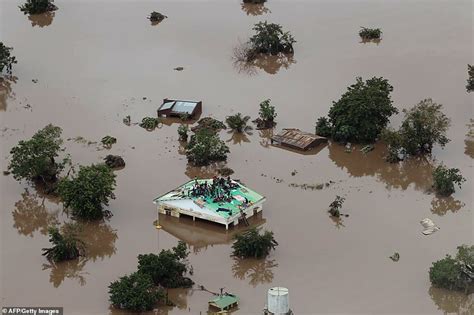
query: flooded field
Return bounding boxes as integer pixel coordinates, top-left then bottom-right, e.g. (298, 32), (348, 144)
(1, 0), (472, 314)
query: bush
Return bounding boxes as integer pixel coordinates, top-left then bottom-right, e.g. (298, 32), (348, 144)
(177, 124), (188, 141)
(0, 42), (17, 75)
(137, 241), (193, 288)
(8, 124), (69, 186)
(232, 228), (278, 258)
(58, 164), (116, 220)
(226, 113), (251, 133)
(42, 224), (84, 262)
(381, 128), (404, 162)
(109, 272), (164, 311)
(359, 27), (382, 40)
(148, 11), (167, 23)
(191, 117), (226, 133)
(328, 195), (345, 217)
(19, 0), (57, 15)
(328, 77), (397, 143)
(315, 117), (332, 137)
(249, 21), (295, 55)
(467, 64), (474, 92)
(101, 135), (116, 148)
(256, 99), (277, 129)
(429, 245), (473, 293)
(432, 165), (465, 196)
(186, 129), (229, 166)
(140, 117), (160, 130)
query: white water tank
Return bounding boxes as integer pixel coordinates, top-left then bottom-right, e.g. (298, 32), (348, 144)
(267, 287), (290, 314)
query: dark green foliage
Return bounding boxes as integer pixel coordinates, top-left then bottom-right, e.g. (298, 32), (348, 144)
(42, 224), (84, 262)
(328, 77), (397, 143)
(148, 11), (167, 22)
(466, 65), (474, 92)
(177, 124), (188, 141)
(226, 113), (251, 132)
(58, 164), (116, 220)
(432, 165), (465, 196)
(186, 129), (230, 166)
(140, 117), (160, 130)
(109, 272), (164, 311)
(429, 245), (473, 293)
(249, 21), (296, 55)
(359, 27), (382, 40)
(0, 42), (17, 75)
(315, 117), (332, 137)
(8, 124), (69, 185)
(101, 136), (116, 148)
(191, 117), (227, 133)
(381, 128), (404, 162)
(232, 228), (278, 259)
(137, 241), (193, 288)
(328, 195), (345, 217)
(255, 99), (277, 129)
(19, 0), (57, 15)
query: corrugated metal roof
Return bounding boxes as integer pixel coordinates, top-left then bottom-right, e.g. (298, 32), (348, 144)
(209, 294), (239, 310)
(172, 101), (198, 114)
(271, 128), (326, 150)
(159, 101), (175, 110)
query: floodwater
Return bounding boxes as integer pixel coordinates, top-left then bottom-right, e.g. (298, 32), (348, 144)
(1, 0), (472, 314)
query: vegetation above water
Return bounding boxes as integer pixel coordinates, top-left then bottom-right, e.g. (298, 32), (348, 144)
(432, 165), (465, 196)
(109, 271), (164, 311)
(316, 77), (397, 143)
(359, 27), (382, 40)
(232, 228), (278, 258)
(8, 124), (70, 188)
(19, 0), (57, 15)
(467, 64), (474, 92)
(226, 113), (251, 133)
(328, 195), (345, 218)
(254, 99), (277, 129)
(58, 164), (116, 220)
(177, 124), (188, 141)
(42, 224), (84, 262)
(0, 42), (17, 75)
(137, 241), (193, 288)
(101, 135), (116, 148)
(429, 245), (473, 294)
(139, 117), (160, 130)
(148, 11), (167, 23)
(186, 128), (229, 166)
(191, 117), (227, 133)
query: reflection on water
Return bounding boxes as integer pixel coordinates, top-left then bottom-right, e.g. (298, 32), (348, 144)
(240, 3), (270, 16)
(328, 142), (434, 191)
(258, 128), (273, 148)
(429, 286), (473, 315)
(12, 189), (60, 237)
(28, 12), (55, 27)
(430, 196), (465, 216)
(330, 215), (346, 229)
(234, 53), (296, 75)
(226, 131), (251, 145)
(0, 76), (16, 111)
(232, 257), (277, 287)
(360, 38), (382, 45)
(184, 162), (229, 179)
(465, 119), (474, 159)
(42, 259), (88, 288)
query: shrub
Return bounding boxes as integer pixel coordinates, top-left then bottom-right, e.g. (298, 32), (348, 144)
(432, 165), (465, 196)
(191, 117), (226, 133)
(8, 124), (69, 186)
(256, 99), (277, 128)
(381, 128), (404, 162)
(109, 272), (164, 311)
(148, 11), (167, 23)
(315, 117), (332, 137)
(466, 64), (474, 92)
(186, 129), (229, 166)
(58, 164), (116, 220)
(19, 0), (57, 15)
(359, 27), (382, 40)
(137, 241), (193, 288)
(429, 245), (473, 293)
(101, 136), (116, 148)
(328, 195), (345, 218)
(42, 224), (84, 262)
(226, 113), (251, 133)
(139, 117), (160, 130)
(328, 77), (397, 143)
(177, 124), (188, 141)
(0, 42), (17, 75)
(249, 21), (296, 55)
(232, 228), (278, 258)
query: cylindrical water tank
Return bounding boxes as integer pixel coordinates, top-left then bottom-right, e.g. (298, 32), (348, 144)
(267, 287), (290, 314)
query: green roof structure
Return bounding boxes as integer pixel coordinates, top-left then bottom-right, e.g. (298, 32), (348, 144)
(209, 294), (239, 311)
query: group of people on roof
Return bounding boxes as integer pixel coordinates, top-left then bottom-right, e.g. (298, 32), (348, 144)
(189, 176), (239, 203)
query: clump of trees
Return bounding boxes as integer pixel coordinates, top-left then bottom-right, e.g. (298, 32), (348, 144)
(0, 42), (17, 75)
(328, 195), (345, 218)
(359, 27), (382, 40)
(316, 77), (397, 143)
(254, 99), (277, 129)
(432, 165), (465, 196)
(177, 124), (188, 141)
(467, 64), (474, 92)
(42, 224), (84, 262)
(140, 117), (160, 130)
(232, 228), (278, 258)
(382, 99), (450, 161)
(148, 11), (167, 23)
(226, 113), (251, 133)
(8, 124), (70, 188)
(19, 0), (57, 15)
(191, 117), (226, 133)
(429, 245), (473, 294)
(186, 129), (230, 166)
(58, 164), (116, 220)
(101, 135), (116, 148)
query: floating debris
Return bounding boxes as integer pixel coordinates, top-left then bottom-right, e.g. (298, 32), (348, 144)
(3, 170), (10, 176)
(389, 252), (400, 262)
(345, 142), (352, 153)
(32, 79), (38, 83)
(360, 144), (374, 154)
(291, 170), (297, 176)
(420, 218), (440, 235)
(289, 183), (324, 190)
(148, 11), (167, 23)
(174, 66), (184, 71)
(123, 115), (131, 126)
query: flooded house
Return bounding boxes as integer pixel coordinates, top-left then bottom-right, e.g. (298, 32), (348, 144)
(271, 128), (328, 151)
(157, 98), (202, 118)
(153, 178), (266, 230)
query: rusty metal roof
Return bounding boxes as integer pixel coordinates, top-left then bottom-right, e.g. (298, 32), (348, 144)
(271, 128), (326, 150)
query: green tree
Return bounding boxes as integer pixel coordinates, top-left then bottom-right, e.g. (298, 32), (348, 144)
(42, 223), (84, 262)
(327, 77), (397, 143)
(315, 117), (332, 137)
(186, 129), (229, 166)
(109, 272), (164, 311)
(226, 113), (251, 133)
(137, 241), (193, 288)
(258, 99), (277, 127)
(432, 165), (465, 196)
(359, 27), (382, 40)
(467, 64), (474, 92)
(328, 195), (345, 218)
(232, 228), (278, 259)
(8, 124), (69, 186)
(249, 21), (296, 55)
(19, 0), (57, 15)
(101, 136), (116, 149)
(0, 42), (17, 75)
(58, 164), (116, 220)
(139, 117), (160, 130)
(148, 11), (167, 23)
(177, 124), (188, 141)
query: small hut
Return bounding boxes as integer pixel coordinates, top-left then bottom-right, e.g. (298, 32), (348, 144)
(271, 128), (327, 151)
(209, 293), (239, 312)
(157, 98), (202, 118)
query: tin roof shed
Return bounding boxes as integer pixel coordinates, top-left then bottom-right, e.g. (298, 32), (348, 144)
(271, 128), (327, 151)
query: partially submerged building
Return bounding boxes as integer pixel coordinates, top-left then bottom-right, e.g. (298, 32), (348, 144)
(153, 178), (265, 230)
(271, 128), (327, 151)
(209, 293), (239, 312)
(157, 98), (202, 118)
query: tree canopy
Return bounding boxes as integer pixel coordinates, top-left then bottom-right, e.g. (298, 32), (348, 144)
(42, 223), (84, 262)
(58, 164), (116, 220)
(232, 228), (278, 259)
(186, 129), (229, 166)
(19, 0), (58, 15)
(466, 64), (474, 92)
(432, 164), (465, 196)
(226, 113), (251, 133)
(0, 42), (17, 75)
(249, 21), (295, 55)
(359, 27), (382, 40)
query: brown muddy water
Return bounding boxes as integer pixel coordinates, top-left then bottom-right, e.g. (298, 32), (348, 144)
(1, 0), (473, 314)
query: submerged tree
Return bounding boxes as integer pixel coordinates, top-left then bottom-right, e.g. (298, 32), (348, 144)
(466, 65), (474, 92)
(109, 271), (164, 312)
(254, 99), (277, 129)
(429, 245), (473, 294)
(432, 165), (465, 196)
(139, 117), (160, 130)
(232, 228), (278, 259)
(177, 124), (188, 141)
(19, 0), (57, 15)
(0, 42), (17, 75)
(226, 113), (251, 133)
(101, 136), (116, 149)
(8, 124), (70, 187)
(42, 224), (84, 262)
(148, 11), (167, 23)
(249, 21), (295, 55)
(186, 129), (230, 166)
(359, 27), (382, 40)
(58, 164), (116, 220)
(328, 195), (345, 218)
(137, 241), (193, 288)
(315, 117), (332, 137)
